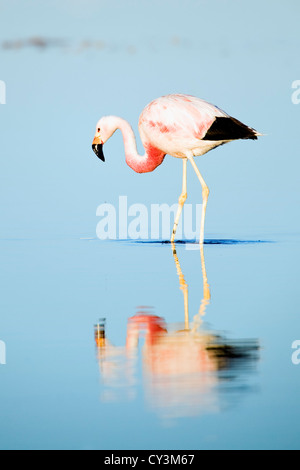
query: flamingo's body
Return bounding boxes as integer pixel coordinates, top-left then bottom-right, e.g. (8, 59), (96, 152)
(92, 94), (260, 243)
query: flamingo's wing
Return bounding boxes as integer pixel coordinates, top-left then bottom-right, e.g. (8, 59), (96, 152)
(140, 94), (258, 147)
(181, 95), (258, 141)
(203, 116), (259, 141)
(140, 94), (226, 141)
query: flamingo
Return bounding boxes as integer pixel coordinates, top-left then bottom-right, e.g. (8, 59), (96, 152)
(92, 94), (261, 244)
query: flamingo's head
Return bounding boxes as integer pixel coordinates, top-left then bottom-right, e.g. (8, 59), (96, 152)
(92, 116), (116, 162)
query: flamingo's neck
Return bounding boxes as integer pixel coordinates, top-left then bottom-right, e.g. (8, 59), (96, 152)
(109, 116), (165, 174)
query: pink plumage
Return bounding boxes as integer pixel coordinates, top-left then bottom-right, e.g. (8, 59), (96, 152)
(138, 94), (229, 163)
(92, 94), (260, 243)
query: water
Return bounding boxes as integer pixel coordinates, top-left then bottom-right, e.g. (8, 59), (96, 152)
(0, 236), (299, 450)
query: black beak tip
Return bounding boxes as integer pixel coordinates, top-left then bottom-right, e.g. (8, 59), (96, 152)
(92, 144), (105, 162)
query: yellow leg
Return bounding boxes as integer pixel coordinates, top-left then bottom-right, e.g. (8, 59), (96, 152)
(171, 241), (189, 330)
(171, 241), (211, 333)
(171, 158), (187, 242)
(189, 156), (210, 245)
(200, 243), (211, 305)
(191, 243), (211, 332)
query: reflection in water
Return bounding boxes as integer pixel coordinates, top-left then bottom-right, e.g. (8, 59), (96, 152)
(94, 244), (260, 420)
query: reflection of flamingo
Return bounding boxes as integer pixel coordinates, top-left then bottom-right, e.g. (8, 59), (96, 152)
(94, 245), (259, 418)
(171, 241), (211, 331)
(92, 94), (261, 243)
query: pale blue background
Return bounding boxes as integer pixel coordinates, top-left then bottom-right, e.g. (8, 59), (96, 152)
(0, 0), (300, 450)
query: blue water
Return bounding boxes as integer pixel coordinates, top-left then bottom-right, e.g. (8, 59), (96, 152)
(0, 236), (299, 450)
(1, 0), (300, 451)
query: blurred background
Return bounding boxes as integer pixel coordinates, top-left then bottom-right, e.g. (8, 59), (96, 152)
(0, 0), (299, 240)
(0, 0), (300, 451)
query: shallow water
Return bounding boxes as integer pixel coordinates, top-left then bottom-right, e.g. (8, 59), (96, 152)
(0, 235), (299, 450)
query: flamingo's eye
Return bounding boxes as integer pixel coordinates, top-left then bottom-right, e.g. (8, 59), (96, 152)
(98, 128), (101, 133)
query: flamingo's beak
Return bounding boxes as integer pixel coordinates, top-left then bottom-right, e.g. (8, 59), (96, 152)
(92, 136), (105, 162)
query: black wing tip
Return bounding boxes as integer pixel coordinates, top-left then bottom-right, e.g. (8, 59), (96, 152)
(203, 116), (260, 142)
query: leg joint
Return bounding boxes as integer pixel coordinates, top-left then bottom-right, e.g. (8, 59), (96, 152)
(202, 186), (210, 199)
(179, 192), (187, 205)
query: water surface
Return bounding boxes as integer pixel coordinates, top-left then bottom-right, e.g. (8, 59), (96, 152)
(0, 236), (299, 449)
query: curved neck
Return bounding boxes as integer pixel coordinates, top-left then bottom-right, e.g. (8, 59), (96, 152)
(109, 116), (165, 174)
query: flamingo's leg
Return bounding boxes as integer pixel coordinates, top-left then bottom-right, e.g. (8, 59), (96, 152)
(171, 158), (187, 242)
(189, 156), (210, 245)
(171, 242), (189, 330)
(191, 243), (211, 332)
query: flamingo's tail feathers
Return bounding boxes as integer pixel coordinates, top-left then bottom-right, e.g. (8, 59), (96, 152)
(203, 116), (261, 142)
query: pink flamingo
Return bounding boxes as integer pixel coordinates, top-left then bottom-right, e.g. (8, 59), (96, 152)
(92, 94), (261, 244)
